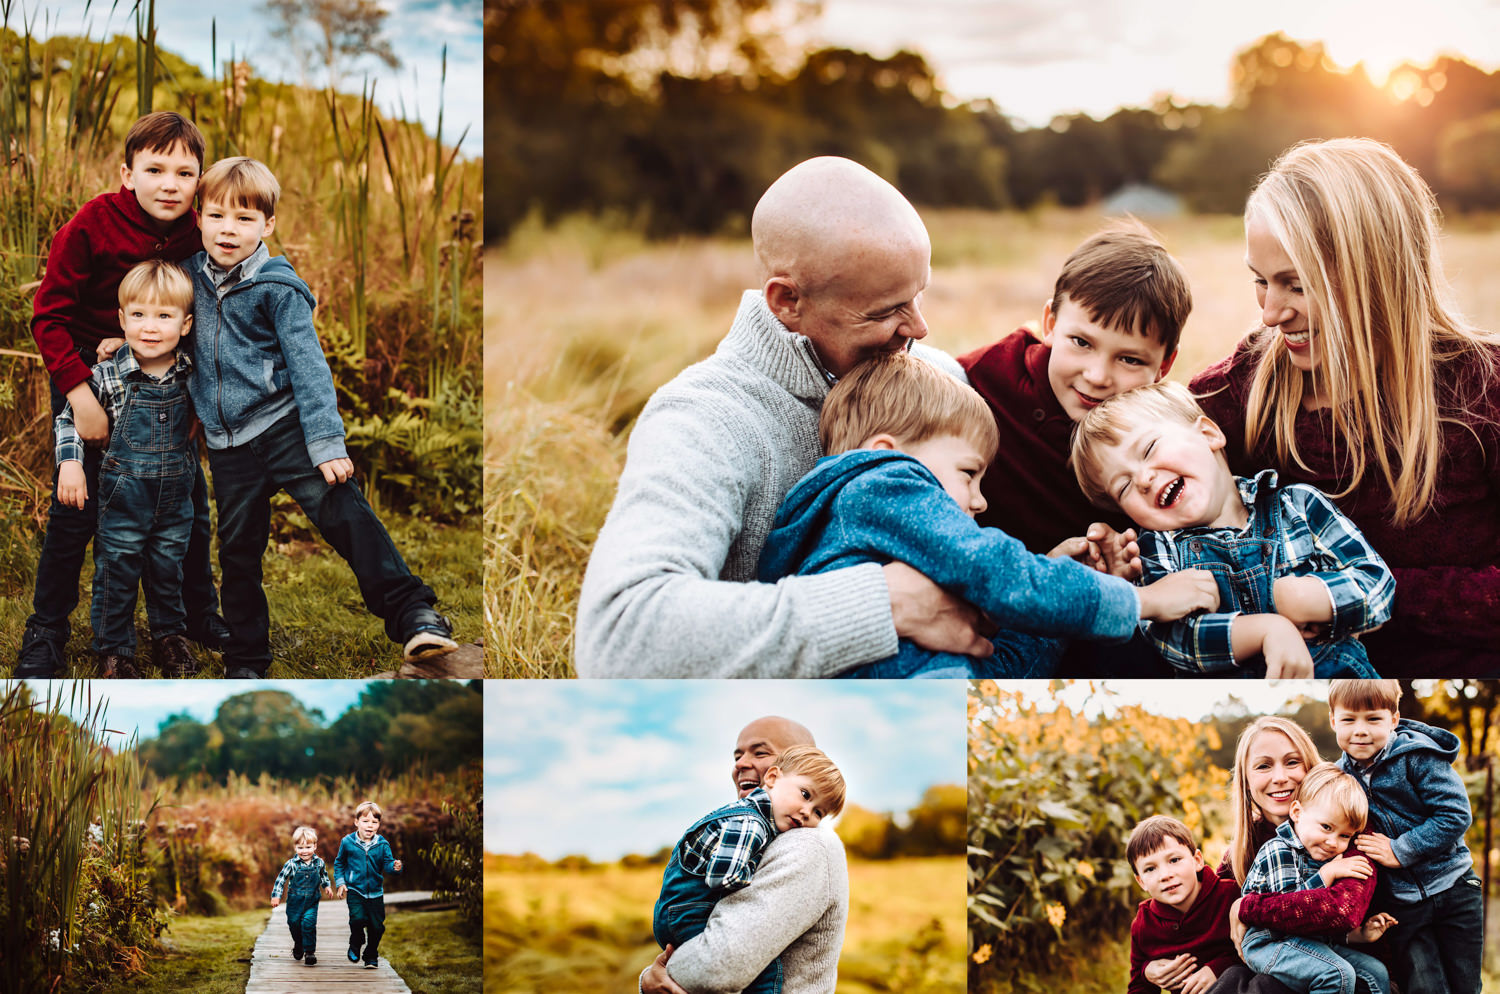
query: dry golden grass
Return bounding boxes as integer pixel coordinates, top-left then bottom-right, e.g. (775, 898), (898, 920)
(484, 207), (1500, 674)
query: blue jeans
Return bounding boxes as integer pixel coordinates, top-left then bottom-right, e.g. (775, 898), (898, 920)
(285, 892), (320, 955)
(841, 630), (1065, 678)
(1243, 931), (1388, 994)
(207, 411), (434, 671)
(346, 892), (386, 966)
(27, 375), (218, 647)
(1384, 872), (1483, 994)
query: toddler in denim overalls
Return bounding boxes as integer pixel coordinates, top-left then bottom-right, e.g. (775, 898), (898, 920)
(271, 825), (333, 966)
(653, 746), (845, 993)
(53, 260), (201, 677)
(1072, 381), (1392, 677)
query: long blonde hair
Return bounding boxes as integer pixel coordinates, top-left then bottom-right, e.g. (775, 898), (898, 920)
(1243, 137), (1500, 526)
(1228, 716), (1320, 885)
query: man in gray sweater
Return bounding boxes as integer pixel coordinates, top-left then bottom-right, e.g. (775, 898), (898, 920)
(639, 715), (849, 994)
(576, 157), (992, 676)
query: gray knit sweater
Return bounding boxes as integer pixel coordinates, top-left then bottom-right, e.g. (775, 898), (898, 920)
(664, 827), (849, 994)
(575, 290), (966, 677)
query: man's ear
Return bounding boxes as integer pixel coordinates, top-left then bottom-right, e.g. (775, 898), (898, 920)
(764, 278), (802, 331)
(1156, 349), (1178, 380)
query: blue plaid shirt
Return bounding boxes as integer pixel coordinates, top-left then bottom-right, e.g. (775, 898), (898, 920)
(270, 854), (329, 899)
(1242, 820), (1329, 899)
(677, 787), (778, 890)
(54, 343), (194, 466)
(1137, 471), (1395, 673)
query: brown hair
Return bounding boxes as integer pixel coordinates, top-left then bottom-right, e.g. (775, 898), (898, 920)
(771, 744), (847, 817)
(819, 350), (998, 460)
(124, 111), (206, 170)
(1052, 218), (1192, 356)
(199, 156), (281, 216)
(1070, 380), (1214, 508)
(1126, 815), (1198, 872)
(1327, 679), (1401, 715)
(1295, 762), (1368, 832)
(354, 800), (382, 821)
(117, 259), (194, 312)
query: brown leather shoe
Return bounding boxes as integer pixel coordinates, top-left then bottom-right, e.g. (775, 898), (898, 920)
(153, 634), (199, 677)
(98, 653), (140, 679)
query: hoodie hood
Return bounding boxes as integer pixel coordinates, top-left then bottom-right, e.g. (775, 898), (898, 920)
(1379, 718), (1461, 765)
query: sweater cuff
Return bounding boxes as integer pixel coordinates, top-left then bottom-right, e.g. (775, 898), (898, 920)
(1094, 575), (1141, 642)
(305, 433), (349, 468)
(804, 562), (898, 671)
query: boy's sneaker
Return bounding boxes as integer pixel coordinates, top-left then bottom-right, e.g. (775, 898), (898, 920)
(225, 665), (264, 679)
(305, 954), (317, 966)
(153, 635), (199, 677)
(184, 612), (232, 652)
(14, 624), (65, 678)
(292, 944), (304, 960)
(97, 653), (140, 679)
(364, 961), (378, 969)
(399, 606), (457, 663)
(347, 946), (361, 963)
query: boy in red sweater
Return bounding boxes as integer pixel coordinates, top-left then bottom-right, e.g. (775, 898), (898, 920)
(15, 111), (228, 676)
(1126, 815), (1240, 994)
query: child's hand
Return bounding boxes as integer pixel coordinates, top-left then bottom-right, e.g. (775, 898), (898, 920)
(1350, 911), (1397, 944)
(1143, 953), (1198, 991)
(95, 337), (126, 362)
(336, 885), (347, 898)
(392, 859), (402, 872)
(1354, 832), (1401, 868)
(65, 383), (110, 445)
(57, 461), (88, 509)
(318, 457), (354, 485)
(1137, 569), (1219, 621)
(1260, 618), (1314, 678)
(1086, 522), (1142, 580)
(1272, 575), (1333, 633)
(1319, 852), (1372, 885)
(1181, 964), (1218, 994)
(271, 896), (280, 908)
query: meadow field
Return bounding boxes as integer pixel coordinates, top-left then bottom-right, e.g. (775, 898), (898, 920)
(485, 207), (1500, 674)
(484, 853), (964, 993)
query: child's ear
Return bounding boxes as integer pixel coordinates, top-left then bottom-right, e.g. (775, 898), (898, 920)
(120, 162), (134, 190)
(1289, 800), (1302, 821)
(862, 433), (900, 451)
(118, 308), (127, 331)
(1192, 848), (1205, 867)
(762, 766), (782, 788)
(181, 313), (193, 336)
(263, 214), (277, 239)
(1040, 299), (1057, 343)
(1155, 349), (1178, 380)
(1195, 416), (1226, 451)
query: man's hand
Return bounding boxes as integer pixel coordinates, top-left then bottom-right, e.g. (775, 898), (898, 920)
(640, 944), (690, 994)
(270, 896), (280, 908)
(1086, 522), (1142, 580)
(96, 337), (125, 361)
(1143, 953), (1198, 991)
(1319, 852), (1373, 885)
(57, 461), (88, 509)
(1181, 964), (1218, 994)
(65, 383), (109, 446)
(318, 457), (354, 485)
(392, 859), (402, 872)
(883, 561), (992, 657)
(1350, 912), (1397, 944)
(1354, 832), (1400, 868)
(1136, 569), (1219, 621)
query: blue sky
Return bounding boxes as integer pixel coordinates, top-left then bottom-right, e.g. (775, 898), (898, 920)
(485, 681), (967, 860)
(12, 678), (369, 748)
(17, 0), (479, 151)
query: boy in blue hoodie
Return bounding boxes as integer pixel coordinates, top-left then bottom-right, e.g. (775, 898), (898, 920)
(333, 800), (402, 969)
(756, 350), (1220, 677)
(1328, 679), (1481, 994)
(185, 157), (456, 676)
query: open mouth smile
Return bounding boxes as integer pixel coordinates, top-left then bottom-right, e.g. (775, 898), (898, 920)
(1156, 476), (1185, 509)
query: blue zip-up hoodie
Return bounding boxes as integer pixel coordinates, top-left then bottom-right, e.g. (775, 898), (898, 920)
(185, 248), (348, 467)
(757, 449), (1140, 666)
(333, 832), (399, 898)
(1338, 718), (1473, 903)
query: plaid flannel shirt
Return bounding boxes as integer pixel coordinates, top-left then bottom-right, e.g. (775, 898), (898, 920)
(1137, 470), (1395, 673)
(270, 854), (328, 899)
(54, 344), (194, 466)
(1242, 821), (1327, 898)
(676, 787), (778, 891)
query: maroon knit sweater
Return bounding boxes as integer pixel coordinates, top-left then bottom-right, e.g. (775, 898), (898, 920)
(1192, 332), (1500, 676)
(30, 187), (201, 395)
(959, 328), (1135, 554)
(1216, 818), (1377, 936)
(1128, 866), (1242, 994)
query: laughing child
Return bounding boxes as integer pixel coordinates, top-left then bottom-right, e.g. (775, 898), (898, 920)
(333, 801), (402, 969)
(270, 825), (334, 966)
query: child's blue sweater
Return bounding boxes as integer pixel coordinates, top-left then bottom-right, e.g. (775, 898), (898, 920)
(333, 832), (399, 898)
(757, 449), (1139, 669)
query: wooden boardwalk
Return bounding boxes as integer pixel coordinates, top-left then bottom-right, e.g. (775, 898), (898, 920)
(245, 891), (432, 994)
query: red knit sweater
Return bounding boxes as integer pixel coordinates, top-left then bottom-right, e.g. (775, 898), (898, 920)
(959, 328), (1135, 554)
(1128, 866), (1241, 994)
(30, 187), (201, 394)
(1217, 818), (1378, 936)
(1192, 332), (1500, 676)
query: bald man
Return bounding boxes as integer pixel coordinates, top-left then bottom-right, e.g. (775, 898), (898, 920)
(576, 158), (991, 676)
(640, 716), (849, 994)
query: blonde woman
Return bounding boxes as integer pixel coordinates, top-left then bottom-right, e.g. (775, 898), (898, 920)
(1192, 137), (1500, 676)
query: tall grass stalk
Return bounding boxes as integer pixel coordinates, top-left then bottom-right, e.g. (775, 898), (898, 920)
(327, 78), (376, 358)
(133, 0), (155, 115)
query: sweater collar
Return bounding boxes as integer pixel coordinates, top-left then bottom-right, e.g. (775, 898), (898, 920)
(112, 185), (193, 239)
(721, 290), (834, 405)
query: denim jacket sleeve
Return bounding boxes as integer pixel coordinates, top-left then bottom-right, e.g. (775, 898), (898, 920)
(1136, 530), (1241, 673)
(267, 284), (347, 467)
(382, 839), (398, 875)
(1280, 485), (1395, 640)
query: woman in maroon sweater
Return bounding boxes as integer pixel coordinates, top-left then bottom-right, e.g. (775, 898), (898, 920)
(1191, 138), (1500, 677)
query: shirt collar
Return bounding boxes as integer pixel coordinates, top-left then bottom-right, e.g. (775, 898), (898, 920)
(113, 342), (193, 380)
(741, 786), (778, 833)
(203, 240), (271, 288)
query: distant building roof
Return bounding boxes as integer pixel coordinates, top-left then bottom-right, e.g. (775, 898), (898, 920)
(1102, 183), (1184, 217)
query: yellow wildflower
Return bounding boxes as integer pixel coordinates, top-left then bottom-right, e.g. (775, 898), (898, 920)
(1076, 860), (1095, 879)
(1046, 902), (1066, 928)
(972, 943), (993, 964)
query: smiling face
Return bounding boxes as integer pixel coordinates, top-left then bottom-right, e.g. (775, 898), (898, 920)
(1090, 415), (1243, 531)
(295, 836), (317, 860)
(118, 296), (190, 373)
(354, 810), (380, 840)
(1245, 730), (1309, 824)
(762, 769), (830, 832)
(121, 141), (200, 231)
(899, 433), (989, 518)
(1246, 213), (1318, 374)
(731, 717), (813, 798)
(1331, 706), (1397, 763)
(1132, 838), (1205, 911)
(1042, 297), (1175, 421)
(200, 199), (276, 270)
(1290, 797), (1358, 862)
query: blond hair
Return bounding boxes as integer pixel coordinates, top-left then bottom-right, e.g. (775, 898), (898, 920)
(1241, 137), (1500, 526)
(1052, 217), (1193, 356)
(1295, 762), (1368, 833)
(118, 259), (194, 312)
(1126, 815), (1198, 873)
(291, 825), (317, 845)
(1228, 716), (1320, 884)
(1327, 679), (1401, 715)
(771, 744), (847, 817)
(354, 800), (382, 821)
(199, 156), (281, 216)
(1071, 380), (1212, 508)
(819, 350), (998, 460)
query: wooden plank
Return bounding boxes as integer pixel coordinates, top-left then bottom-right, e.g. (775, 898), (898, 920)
(246, 893), (426, 994)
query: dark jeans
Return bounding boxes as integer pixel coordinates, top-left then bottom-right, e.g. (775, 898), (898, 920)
(346, 892), (385, 965)
(27, 378), (218, 647)
(207, 411), (434, 671)
(285, 893), (319, 955)
(1384, 872), (1483, 994)
(91, 461), (194, 654)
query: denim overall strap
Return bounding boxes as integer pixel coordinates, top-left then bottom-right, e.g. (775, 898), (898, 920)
(103, 377), (195, 480)
(284, 857), (324, 956)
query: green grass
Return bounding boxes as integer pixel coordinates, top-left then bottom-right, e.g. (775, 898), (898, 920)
(383, 908), (483, 994)
(0, 498), (481, 677)
(62, 906), (264, 994)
